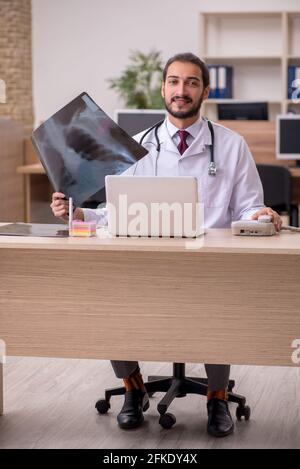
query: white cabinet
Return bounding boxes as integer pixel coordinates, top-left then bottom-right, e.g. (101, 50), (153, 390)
(199, 11), (300, 121)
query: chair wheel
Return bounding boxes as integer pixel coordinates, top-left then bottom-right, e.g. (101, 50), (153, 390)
(159, 412), (176, 429)
(236, 405), (251, 421)
(95, 399), (110, 414)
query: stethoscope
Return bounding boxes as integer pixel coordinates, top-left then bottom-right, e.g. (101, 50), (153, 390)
(138, 118), (217, 176)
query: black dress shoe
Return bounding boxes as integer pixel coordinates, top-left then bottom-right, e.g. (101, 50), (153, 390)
(117, 389), (149, 430)
(207, 398), (234, 437)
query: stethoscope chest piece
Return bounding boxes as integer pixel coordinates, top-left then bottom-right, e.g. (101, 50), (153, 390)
(208, 161), (217, 176)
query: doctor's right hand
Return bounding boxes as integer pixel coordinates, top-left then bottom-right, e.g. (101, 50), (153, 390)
(50, 192), (84, 222)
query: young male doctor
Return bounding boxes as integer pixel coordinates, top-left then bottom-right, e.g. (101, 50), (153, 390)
(51, 53), (282, 437)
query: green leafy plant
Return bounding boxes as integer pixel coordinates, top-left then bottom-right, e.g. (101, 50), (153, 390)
(108, 50), (164, 109)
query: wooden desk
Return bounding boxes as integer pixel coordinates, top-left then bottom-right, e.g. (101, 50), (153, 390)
(17, 163), (44, 175)
(18, 128), (300, 222)
(1, 228), (300, 414)
(17, 163), (300, 220)
(16, 164), (49, 222)
(219, 121), (300, 207)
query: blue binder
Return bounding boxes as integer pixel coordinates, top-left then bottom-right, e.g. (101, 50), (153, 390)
(218, 66), (233, 99)
(207, 65), (233, 99)
(208, 65), (217, 99)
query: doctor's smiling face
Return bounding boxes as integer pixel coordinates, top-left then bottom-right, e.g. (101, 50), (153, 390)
(162, 55), (210, 128)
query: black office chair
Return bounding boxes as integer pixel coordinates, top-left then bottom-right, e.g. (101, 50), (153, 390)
(256, 164), (298, 227)
(95, 363), (250, 429)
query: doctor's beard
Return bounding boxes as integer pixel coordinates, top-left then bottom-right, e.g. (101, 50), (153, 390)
(164, 93), (204, 119)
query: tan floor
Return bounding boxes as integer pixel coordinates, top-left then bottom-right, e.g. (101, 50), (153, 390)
(0, 357), (300, 449)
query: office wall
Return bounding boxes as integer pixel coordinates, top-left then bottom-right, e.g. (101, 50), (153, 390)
(32, 0), (300, 127)
(0, 0), (33, 129)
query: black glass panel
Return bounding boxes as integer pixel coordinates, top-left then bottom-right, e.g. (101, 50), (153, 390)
(0, 223), (69, 237)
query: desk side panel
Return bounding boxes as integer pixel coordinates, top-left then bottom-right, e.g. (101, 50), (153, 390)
(0, 249), (299, 367)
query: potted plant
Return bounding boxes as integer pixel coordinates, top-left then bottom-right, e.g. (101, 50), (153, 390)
(108, 50), (164, 109)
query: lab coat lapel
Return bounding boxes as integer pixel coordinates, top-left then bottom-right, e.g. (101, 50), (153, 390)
(160, 122), (179, 154)
(182, 120), (212, 158)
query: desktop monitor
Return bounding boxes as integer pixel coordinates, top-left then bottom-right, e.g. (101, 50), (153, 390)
(276, 114), (300, 165)
(115, 109), (166, 136)
(217, 102), (269, 120)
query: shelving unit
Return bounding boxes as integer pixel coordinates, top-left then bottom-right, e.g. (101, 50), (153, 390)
(199, 11), (300, 121)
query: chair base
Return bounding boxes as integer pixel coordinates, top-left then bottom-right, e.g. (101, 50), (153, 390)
(95, 363), (250, 428)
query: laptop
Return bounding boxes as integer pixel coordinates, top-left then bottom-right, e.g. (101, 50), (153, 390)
(105, 176), (204, 237)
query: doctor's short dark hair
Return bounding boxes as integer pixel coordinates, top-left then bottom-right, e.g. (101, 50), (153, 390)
(162, 53), (210, 88)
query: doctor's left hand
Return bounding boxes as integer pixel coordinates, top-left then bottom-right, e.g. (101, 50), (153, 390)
(251, 207), (282, 232)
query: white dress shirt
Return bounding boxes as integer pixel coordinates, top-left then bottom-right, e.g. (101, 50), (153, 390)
(82, 116), (264, 229)
(167, 117), (201, 149)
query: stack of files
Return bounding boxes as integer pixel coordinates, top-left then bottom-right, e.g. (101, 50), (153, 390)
(208, 65), (233, 99)
(287, 66), (300, 99)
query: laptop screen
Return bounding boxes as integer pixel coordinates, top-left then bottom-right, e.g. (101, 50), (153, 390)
(32, 93), (148, 207)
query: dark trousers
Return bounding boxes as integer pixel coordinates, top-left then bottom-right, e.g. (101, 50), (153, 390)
(111, 360), (230, 392)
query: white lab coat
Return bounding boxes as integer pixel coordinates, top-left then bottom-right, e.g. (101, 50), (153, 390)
(83, 118), (264, 228)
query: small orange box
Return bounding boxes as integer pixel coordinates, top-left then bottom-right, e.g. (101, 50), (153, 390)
(70, 220), (97, 237)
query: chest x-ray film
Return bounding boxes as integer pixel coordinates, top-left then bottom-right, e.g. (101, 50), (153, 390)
(32, 92), (148, 207)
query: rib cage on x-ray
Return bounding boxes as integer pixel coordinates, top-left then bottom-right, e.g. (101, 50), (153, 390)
(32, 93), (148, 207)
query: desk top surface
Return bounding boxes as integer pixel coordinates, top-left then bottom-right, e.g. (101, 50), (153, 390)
(17, 163), (45, 174)
(16, 163), (300, 178)
(0, 225), (299, 254)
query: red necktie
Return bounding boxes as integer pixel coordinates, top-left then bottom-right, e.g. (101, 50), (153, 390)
(177, 130), (189, 155)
